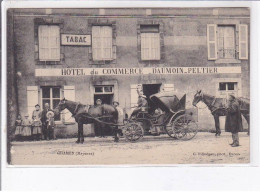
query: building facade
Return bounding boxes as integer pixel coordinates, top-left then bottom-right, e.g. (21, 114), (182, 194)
(7, 8), (250, 137)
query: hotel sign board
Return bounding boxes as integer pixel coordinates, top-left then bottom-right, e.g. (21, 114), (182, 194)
(35, 66), (242, 77)
(61, 34), (91, 46)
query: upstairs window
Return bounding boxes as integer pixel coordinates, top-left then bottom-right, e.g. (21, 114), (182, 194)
(217, 26), (235, 59)
(207, 24), (248, 61)
(140, 25), (160, 60)
(38, 25), (60, 61)
(92, 26), (113, 61)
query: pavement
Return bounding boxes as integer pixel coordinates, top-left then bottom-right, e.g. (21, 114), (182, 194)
(10, 132), (250, 165)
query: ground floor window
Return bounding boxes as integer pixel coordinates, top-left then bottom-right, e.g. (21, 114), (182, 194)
(218, 82), (238, 98)
(41, 86), (61, 121)
(94, 85), (114, 105)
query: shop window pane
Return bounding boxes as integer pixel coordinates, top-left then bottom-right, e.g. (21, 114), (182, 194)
(227, 82), (235, 90)
(219, 83), (226, 91)
(53, 87), (60, 98)
(42, 87), (50, 98)
(95, 87), (103, 93)
(104, 86), (113, 92)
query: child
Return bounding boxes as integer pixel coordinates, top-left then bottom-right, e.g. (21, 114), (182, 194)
(21, 113), (32, 141)
(14, 114), (23, 141)
(32, 115), (42, 141)
(46, 111), (56, 140)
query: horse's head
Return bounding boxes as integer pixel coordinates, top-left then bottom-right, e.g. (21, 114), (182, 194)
(192, 90), (203, 107)
(55, 98), (67, 113)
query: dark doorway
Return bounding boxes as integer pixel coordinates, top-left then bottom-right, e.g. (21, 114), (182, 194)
(142, 84), (161, 114)
(94, 94), (113, 105)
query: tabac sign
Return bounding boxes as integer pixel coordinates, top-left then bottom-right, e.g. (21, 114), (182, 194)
(35, 66), (242, 77)
(61, 34), (91, 46)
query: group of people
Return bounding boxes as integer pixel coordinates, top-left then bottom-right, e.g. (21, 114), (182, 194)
(14, 103), (56, 141)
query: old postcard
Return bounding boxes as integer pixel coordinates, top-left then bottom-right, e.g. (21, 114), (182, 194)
(6, 7), (250, 165)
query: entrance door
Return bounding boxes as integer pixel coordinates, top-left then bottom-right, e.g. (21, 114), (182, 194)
(142, 84), (162, 114)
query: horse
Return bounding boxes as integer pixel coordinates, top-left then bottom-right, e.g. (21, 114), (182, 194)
(54, 98), (119, 143)
(192, 90), (250, 136)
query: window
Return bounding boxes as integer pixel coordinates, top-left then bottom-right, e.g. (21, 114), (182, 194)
(207, 24), (248, 61)
(38, 25), (60, 61)
(94, 86), (113, 94)
(92, 26), (113, 61)
(219, 82), (236, 91)
(217, 26), (235, 59)
(41, 86), (61, 121)
(141, 25), (160, 60)
(218, 82), (238, 98)
(94, 85), (114, 105)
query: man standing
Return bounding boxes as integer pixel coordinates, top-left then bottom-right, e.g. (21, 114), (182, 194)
(94, 99), (105, 138)
(225, 95), (243, 147)
(41, 103), (52, 140)
(113, 101), (124, 138)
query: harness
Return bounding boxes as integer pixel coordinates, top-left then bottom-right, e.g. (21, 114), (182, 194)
(201, 92), (225, 114)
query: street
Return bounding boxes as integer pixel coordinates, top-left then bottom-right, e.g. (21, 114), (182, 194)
(10, 132), (250, 165)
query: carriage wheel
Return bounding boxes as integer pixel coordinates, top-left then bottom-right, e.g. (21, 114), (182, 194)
(172, 114), (198, 140)
(123, 122), (144, 142)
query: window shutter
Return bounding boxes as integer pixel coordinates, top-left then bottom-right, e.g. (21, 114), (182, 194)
(27, 86), (39, 118)
(49, 26), (60, 61)
(164, 84), (174, 92)
(92, 26), (101, 61)
(207, 24), (217, 60)
(103, 26), (112, 60)
(39, 25), (49, 61)
(130, 84), (139, 114)
(141, 33), (149, 60)
(39, 25), (60, 61)
(153, 33), (160, 60)
(63, 86), (75, 124)
(239, 24), (248, 60)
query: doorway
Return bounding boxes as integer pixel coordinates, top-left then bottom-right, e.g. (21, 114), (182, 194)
(93, 85), (114, 105)
(142, 84), (161, 114)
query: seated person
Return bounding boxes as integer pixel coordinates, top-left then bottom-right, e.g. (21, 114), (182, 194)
(130, 92), (148, 119)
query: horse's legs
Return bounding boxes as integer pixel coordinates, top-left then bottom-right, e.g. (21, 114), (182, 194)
(76, 119), (84, 144)
(213, 114), (221, 136)
(76, 122), (81, 143)
(243, 114), (250, 135)
(79, 118), (84, 143)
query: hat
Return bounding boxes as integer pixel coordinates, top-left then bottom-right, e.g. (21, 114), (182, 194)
(24, 113), (29, 117)
(46, 111), (55, 118)
(96, 99), (102, 103)
(113, 101), (119, 105)
(35, 104), (40, 107)
(228, 95), (236, 100)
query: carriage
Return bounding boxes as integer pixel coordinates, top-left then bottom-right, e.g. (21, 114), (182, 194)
(123, 91), (198, 142)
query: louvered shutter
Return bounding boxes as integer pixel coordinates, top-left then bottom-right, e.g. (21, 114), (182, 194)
(39, 26), (49, 61)
(207, 24), (217, 60)
(239, 24), (248, 60)
(49, 26), (60, 61)
(27, 86), (39, 118)
(63, 86), (75, 124)
(102, 26), (113, 60)
(92, 26), (102, 60)
(39, 25), (60, 61)
(141, 33), (149, 60)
